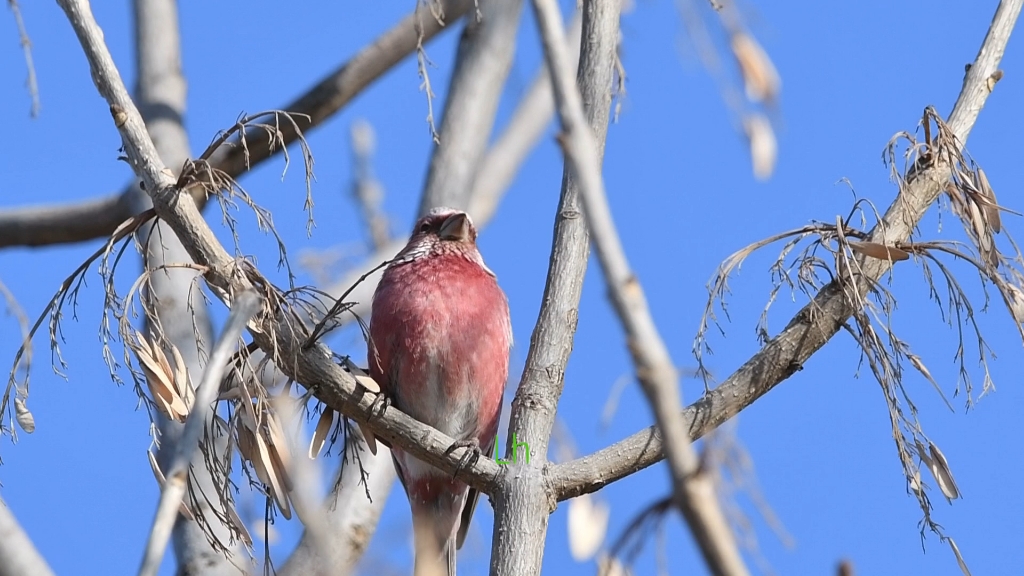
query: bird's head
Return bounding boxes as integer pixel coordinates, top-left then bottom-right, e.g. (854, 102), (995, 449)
(394, 207), (491, 273)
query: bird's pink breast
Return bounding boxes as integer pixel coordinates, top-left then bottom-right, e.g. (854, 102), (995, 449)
(369, 251), (511, 443)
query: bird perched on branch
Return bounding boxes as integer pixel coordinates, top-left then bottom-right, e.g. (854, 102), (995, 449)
(369, 207), (513, 576)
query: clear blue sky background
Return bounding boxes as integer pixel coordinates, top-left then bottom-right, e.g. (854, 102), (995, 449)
(2, 1), (1022, 575)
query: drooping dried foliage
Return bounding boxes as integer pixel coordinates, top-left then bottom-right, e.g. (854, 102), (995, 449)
(694, 107), (1024, 568)
(1, 111), (381, 560)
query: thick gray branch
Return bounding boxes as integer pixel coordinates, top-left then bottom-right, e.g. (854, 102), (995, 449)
(0, 0), (471, 249)
(0, 495), (55, 576)
(490, 2), (613, 575)
(550, 0), (1022, 502)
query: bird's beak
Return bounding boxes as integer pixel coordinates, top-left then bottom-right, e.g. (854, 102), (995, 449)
(439, 212), (472, 242)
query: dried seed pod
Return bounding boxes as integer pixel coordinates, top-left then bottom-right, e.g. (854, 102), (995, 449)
(928, 441), (960, 501)
(743, 114), (777, 180)
(974, 167), (1001, 233)
(308, 407), (335, 459)
(133, 332), (190, 422)
(848, 241), (911, 262)
(14, 397), (35, 433)
(349, 364), (381, 455)
(731, 32), (781, 103)
(567, 493), (609, 561)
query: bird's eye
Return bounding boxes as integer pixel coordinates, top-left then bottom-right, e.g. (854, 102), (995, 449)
(418, 222), (430, 233)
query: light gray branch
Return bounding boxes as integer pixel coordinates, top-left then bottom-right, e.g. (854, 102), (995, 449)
(129, 0), (245, 571)
(0, 495), (55, 576)
(549, 0), (1023, 503)
(490, 2), (613, 575)
(0, 0), (472, 249)
(529, 0), (747, 573)
(138, 291), (261, 576)
(417, 0), (525, 215)
(55, 0), (503, 501)
(278, 440), (397, 576)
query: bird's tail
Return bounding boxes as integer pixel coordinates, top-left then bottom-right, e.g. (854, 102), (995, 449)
(412, 518), (457, 576)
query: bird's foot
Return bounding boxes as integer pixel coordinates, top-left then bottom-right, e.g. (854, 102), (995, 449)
(368, 392), (391, 419)
(444, 438), (482, 478)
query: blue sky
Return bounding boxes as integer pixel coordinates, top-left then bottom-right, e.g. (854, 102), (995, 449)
(2, 1), (1023, 575)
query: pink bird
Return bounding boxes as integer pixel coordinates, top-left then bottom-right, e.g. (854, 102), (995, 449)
(368, 207), (512, 575)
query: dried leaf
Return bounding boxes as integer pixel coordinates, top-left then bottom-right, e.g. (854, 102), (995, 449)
(14, 397), (35, 433)
(928, 441), (960, 501)
(743, 114), (777, 180)
(848, 241), (910, 262)
(567, 493), (609, 561)
(731, 32), (781, 103)
(308, 407), (335, 459)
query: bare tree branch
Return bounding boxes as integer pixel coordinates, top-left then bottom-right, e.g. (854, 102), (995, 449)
(54, 0), (503, 500)
(530, 0), (747, 573)
(549, 0), (1023, 503)
(0, 0), (472, 250)
(138, 291), (261, 576)
(418, 0), (525, 214)
(490, 2), (614, 575)
(0, 495), (54, 576)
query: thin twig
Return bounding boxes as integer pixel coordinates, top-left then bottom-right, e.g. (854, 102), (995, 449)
(137, 291), (261, 576)
(7, 0), (40, 117)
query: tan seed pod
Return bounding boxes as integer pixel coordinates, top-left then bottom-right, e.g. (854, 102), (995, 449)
(309, 407), (335, 459)
(14, 397), (35, 433)
(349, 365), (381, 455)
(928, 441), (960, 501)
(168, 344), (195, 411)
(731, 32), (781, 103)
(975, 168), (1001, 233)
(263, 412), (294, 492)
(254, 430), (292, 519)
(848, 241), (911, 262)
(133, 332), (189, 422)
(743, 114), (777, 180)
(567, 493), (609, 561)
